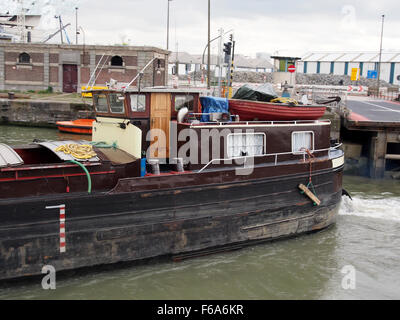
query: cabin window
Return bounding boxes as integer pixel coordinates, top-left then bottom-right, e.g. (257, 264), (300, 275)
(227, 133), (265, 158)
(292, 131), (314, 154)
(175, 95), (194, 111)
(111, 55), (123, 66)
(109, 93), (125, 114)
(93, 94), (108, 113)
(130, 94), (146, 112)
(18, 52), (30, 64)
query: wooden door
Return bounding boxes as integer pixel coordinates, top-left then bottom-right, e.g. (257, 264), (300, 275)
(150, 93), (171, 159)
(63, 64), (78, 93)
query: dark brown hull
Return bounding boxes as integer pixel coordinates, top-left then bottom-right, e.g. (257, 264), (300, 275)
(0, 160), (343, 281)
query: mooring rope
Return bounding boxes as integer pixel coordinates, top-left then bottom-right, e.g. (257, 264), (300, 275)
(55, 144), (97, 160)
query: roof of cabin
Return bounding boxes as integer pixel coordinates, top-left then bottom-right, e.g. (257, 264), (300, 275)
(88, 87), (205, 94)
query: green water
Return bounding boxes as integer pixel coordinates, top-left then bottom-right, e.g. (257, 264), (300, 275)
(0, 125), (399, 300)
(0, 124), (90, 145)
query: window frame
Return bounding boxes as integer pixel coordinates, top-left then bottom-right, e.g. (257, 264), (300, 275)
(130, 94), (147, 113)
(110, 55), (124, 67)
(174, 94), (195, 112)
(108, 93), (125, 114)
(226, 132), (266, 158)
(291, 131), (315, 154)
(18, 52), (31, 64)
(93, 93), (110, 113)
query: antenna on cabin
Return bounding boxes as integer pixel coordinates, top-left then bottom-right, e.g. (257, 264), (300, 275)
(124, 57), (157, 92)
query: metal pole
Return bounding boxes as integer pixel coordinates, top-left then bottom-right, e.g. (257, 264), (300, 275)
(57, 16), (63, 44)
(80, 26), (85, 46)
(75, 7), (78, 45)
(377, 14), (385, 98)
(167, 0), (172, 50)
(217, 28), (223, 97)
(207, 0), (211, 89)
(227, 39), (235, 98)
(201, 29), (233, 65)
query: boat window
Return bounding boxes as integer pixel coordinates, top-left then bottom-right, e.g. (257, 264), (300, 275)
(292, 131), (314, 154)
(109, 93), (125, 114)
(175, 95), (194, 111)
(93, 94), (109, 113)
(227, 133), (265, 158)
(130, 94), (146, 112)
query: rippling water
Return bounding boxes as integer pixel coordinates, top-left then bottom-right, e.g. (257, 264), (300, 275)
(0, 125), (90, 145)
(0, 125), (399, 299)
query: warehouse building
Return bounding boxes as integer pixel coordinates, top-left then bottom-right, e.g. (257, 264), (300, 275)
(297, 51), (400, 85)
(0, 43), (169, 92)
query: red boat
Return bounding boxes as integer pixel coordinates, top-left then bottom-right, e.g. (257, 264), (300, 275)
(228, 99), (326, 121)
(56, 118), (95, 134)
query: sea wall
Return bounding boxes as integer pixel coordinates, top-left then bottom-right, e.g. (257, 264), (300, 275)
(0, 99), (94, 127)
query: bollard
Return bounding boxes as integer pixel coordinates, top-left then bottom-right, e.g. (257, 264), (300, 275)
(173, 157), (184, 172)
(148, 159), (160, 175)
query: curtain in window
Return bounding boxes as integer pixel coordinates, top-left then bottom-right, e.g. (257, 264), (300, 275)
(130, 94), (146, 112)
(292, 132), (313, 153)
(228, 133), (264, 157)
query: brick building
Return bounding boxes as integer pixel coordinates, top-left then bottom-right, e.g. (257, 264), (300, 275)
(0, 43), (169, 92)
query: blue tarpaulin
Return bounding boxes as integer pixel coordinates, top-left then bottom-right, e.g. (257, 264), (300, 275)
(199, 96), (229, 122)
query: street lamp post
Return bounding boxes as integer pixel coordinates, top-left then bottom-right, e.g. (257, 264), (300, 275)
(78, 26), (86, 65)
(377, 14), (385, 98)
(201, 29), (234, 65)
(78, 26), (85, 46)
(75, 7), (78, 45)
(207, 0), (211, 89)
(167, 0), (172, 50)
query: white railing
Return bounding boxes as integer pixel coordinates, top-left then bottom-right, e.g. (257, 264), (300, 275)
(197, 143), (342, 173)
(190, 119), (331, 127)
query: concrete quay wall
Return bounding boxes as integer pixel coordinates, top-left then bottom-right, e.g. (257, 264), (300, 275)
(0, 99), (94, 127)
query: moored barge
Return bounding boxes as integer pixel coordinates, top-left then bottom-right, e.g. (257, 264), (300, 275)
(0, 88), (344, 280)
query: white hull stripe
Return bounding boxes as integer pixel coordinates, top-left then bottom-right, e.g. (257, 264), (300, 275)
(332, 156), (344, 168)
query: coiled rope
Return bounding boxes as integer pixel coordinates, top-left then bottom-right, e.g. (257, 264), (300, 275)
(55, 144), (97, 160)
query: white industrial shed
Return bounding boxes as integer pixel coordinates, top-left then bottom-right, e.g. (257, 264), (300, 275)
(297, 51), (400, 85)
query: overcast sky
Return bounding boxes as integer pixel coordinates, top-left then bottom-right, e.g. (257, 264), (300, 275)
(1, 0), (399, 57)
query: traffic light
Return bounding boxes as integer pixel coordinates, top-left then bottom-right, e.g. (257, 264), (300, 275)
(223, 42), (232, 64)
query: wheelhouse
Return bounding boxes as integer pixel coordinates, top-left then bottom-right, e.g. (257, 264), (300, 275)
(91, 88), (202, 120)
